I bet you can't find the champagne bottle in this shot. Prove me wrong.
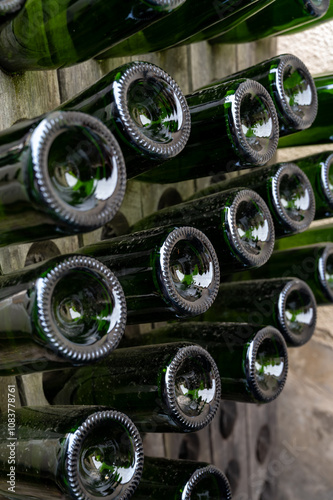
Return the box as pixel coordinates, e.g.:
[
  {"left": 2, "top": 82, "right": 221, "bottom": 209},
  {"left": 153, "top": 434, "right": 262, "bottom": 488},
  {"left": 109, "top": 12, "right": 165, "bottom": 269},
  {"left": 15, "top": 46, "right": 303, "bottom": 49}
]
[
  {"left": 278, "top": 73, "right": 333, "bottom": 147},
  {"left": 0, "top": 0, "right": 186, "bottom": 71},
  {"left": 136, "top": 79, "right": 279, "bottom": 183},
  {"left": 0, "top": 255, "right": 127, "bottom": 376},
  {"left": 187, "top": 163, "right": 315, "bottom": 238},
  {"left": 45, "top": 342, "right": 222, "bottom": 433},
  {"left": 0, "top": 110, "right": 127, "bottom": 246},
  {"left": 227, "top": 243, "right": 333, "bottom": 305},
  {"left": 210, "top": 0, "right": 329, "bottom": 44},
  {"left": 201, "top": 278, "right": 317, "bottom": 347},
  {"left": 59, "top": 61, "right": 191, "bottom": 178},
  {"left": 292, "top": 152, "right": 333, "bottom": 219},
  {"left": 134, "top": 457, "right": 232, "bottom": 499},
  {"left": 120, "top": 323, "right": 289, "bottom": 404},
  {"left": 282, "top": 2, "right": 333, "bottom": 35},
  {"left": 130, "top": 189, "right": 275, "bottom": 273},
  {"left": 0, "top": 406, "right": 144, "bottom": 499},
  {"left": 77, "top": 226, "right": 220, "bottom": 324},
  {"left": 275, "top": 224, "right": 333, "bottom": 251},
  {"left": 98, "top": 0, "right": 273, "bottom": 58},
  {"left": 0, "top": 0, "right": 25, "bottom": 17},
  {"left": 199, "top": 54, "right": 318, "bottom": 137}
]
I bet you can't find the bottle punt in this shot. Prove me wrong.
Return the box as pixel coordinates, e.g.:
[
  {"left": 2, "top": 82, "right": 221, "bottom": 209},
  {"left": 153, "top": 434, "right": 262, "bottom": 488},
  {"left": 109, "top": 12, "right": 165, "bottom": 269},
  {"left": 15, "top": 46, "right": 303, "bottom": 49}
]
[{"left": 181, "top": 465, "right": 232, "bottom": 500}]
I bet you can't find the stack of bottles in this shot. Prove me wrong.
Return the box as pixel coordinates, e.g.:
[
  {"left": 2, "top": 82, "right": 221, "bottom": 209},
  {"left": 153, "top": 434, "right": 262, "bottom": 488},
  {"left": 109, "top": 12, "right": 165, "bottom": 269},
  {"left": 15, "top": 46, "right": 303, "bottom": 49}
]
[{"left": 0, "top": 0, "right": 331, "bottom": 498}]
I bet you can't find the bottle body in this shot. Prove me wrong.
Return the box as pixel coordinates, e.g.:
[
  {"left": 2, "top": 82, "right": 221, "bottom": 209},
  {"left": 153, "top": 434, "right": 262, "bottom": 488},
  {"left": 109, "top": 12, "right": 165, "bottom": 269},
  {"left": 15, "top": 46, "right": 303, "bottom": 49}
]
[
  {"left": 134, "top": 457, "right": 232, "bottom": 499},
  {"left": 137, "top": 79, "right": 279, "bottom": 183},
  {"left": 45, "top": 342, "right": 222, "bottom": 433},
  {"left": 59, "top": 61, "right": 191, "bottom": 178},
  {"left": 0, "top": 0, "right": 186, "bottom": 71},
  {"left": 78, "top": 226, "right": 220, "bottom": 324},
  {"left": 202, "top": 278, "right": 317, "bottom": 346},
  {"left": 210, "top": 0, "right": 329, "bottom": 44},
  {"left": 0, "top": 405, "right": 144, "bottom": 500},
  {"left": 278, "top": 73, "right": 333, "bottom": 147},
  {"left": 120, "top": 323, "right": 289, "bottom": 404},
  {"left": 130, "top": 189, "right": 275, "bottom": 274},
  {"left": 96, "top": 0, "right": 262, "bottom": 59},
  {"left": 0, "top": 255, "right": 127, "bottom": 376},
  {"left": 188, "top": 162, "right": 315, "bottom": 238},
  {"left": 282, "top": 3, "right": 333, "bottom": 35},
  {"left": 0, "top": 111, "right": 126, "bottom": 246},
  {"left": 226, "top": 243, "right": 333, "bottom": 305},
  {"left": 200, "top": 54, "right": 318, "bottom": 137}
]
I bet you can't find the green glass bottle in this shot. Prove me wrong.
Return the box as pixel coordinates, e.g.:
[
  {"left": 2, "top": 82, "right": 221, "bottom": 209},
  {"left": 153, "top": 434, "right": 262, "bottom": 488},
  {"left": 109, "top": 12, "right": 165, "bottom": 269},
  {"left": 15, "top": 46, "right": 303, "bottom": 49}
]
[
  {"left": 275, "top": 224, "right": 333, "bottom": 251},
  {"left": 170, "top": 0, "right": 275, "bottom": 48},
  {"left": 0, "top": 255, "right": 127, "bottom": 376},
  {"left": 210, "top": 0, "right": 329, "bottom": 44},
  {"left": 45, "top": 342, "right": 222, "bottom": 433},
  {"left": 278, "top": 73, "right": 333, "bottom": 147},
  {"left": 78, "top": 226, "right": 220, "bottom": 324},
  {"left": 291, "top": 152, "right": 333, "bottom": 219},
  {"left": 134, "top": 457, "right": 232, "bottom": 500},
  {"left": 136, "top": 79, "right": 279, "bottom": 183},
  {"left": 200, "top": 54, "right": 318, "bottom": 137},
  {"left": 120, "top": 323, "right": 289, "bottom": 404},
  {"left": 282, "top": 2, "right": 333, "bottom": 35},
  {"left": 188, "top": 163, "right": 315, "bottom": 238},
  {"left": 0, "top": 0, "right": 25, "bottom": 18},
  {"left": 201, "top": 278, "right": 317, "bottom": 347},
  {"left": 60, "top": 61, "right": 191, "bottom": 179},
  {"left": 0, "top": 0, "right": 186, "bottom": 71},
  {"left": 227, "top": 243, "right": 333, "bottom": 305},
  {"left": 97, "top": 0, "right": 271, "bottom": 58},
  {"left": 0, "top": 110, "right": 127, "bottom": 246},
  {"left": 130, "top": 189, "right": 275, "bottom": 274},
  {"left": 0, "top": 405, "right": 144, "bottom": 499}
]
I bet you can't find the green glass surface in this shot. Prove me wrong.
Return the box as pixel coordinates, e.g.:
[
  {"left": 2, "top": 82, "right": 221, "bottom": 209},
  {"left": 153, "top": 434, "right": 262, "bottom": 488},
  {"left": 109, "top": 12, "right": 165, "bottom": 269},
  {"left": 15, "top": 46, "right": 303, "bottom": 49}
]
[
  {"left": 278, "top": 74, "right": 333, "bottom": 147},
  {"left": 0, "top": 255, "right": 124, "bottom": 376},
  {"left": 134, "top": 457, "right": 231, "bottom": 500},
  {"left": 130, "top": 188, "right": 274, "bottom": 273},
  {"left": 200, "top": 54, "right": 317, "bottom": 136},
  {"left": 188, "top": 162, "right": 315, "bottom": 238},
  {"left": 0, "top": 406, "right": 143, "bottom": 499},
  {"left": 78, "top": 226, "right": 219, "bottom": 324},
  {"left": 211, "top": 0, "right": 329, "bottom": 44},
  {"left": 137, "top": 79, "right": 278, "bottom": 183},
  {"left": 226, "top": 243, "right": 333, "bottom": 305},
  {"left": 46, "top": 342, "right": 220, "bottom": 433},
  {"left": 201, "top": 278, "right": 316, "bottom": 346},
  {"left": 120, "top": 322, "right": 288, "bottom": 404},
  {"left": 0, "top": 111, "right": 125, "bottom": 245},
  {"left": 274, "top": 224, "right": 333, "bottom": 250},
  {"left": 0, "top": 0, "right": 184, "bottom": 71},
  {"left": 59, "top": 62, "right": 190, "bottom": 178},
  {"left": 280, "top": 2, "right": 333, "bottom": 34},
  {"left": 97, "top": 0, "right": 261, "bottom": 59}
]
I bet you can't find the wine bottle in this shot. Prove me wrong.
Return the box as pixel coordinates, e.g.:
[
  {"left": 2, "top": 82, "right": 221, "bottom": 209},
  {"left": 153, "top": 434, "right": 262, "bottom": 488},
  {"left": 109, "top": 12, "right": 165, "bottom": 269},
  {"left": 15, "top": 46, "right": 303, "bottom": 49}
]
[
  {"left": 201, "top": 278, "right": 317, "bottom": 347},
  {"left": 0, "top": 405, "right": 144, "bottom": 499},
  {"left": 226, "top": 243, "right": 333, "bottom": 305},
  {"left": 292, "top": 152, "right": 333, "bottom": 219},
  {"left": 136, "top": 79, "right": 279, "bottom": 183},
  {"left": 59, "top": 61, "right": 191, "bottom": 178},
  {"left": 278, "top": 73, "right": 333, "bottom": 147},
  {"left": 199, "top": 54, "right": 318, "bottom": 137},
  {"left": 187, "top": 162, "right": 315, "bottom": 238},
  {"left": 45, "top": 342, "right": 222, "bottom": 433},
  {"left": 0, "top": 0, "right": 25, "bottom": 18},
  {"left": 97, "top": 0, "right": 273, "bottom": 58},
  {"left": 130, "top": 189, "right": 275, "bottom": 273},
  {"left": 120, "top": 323, "right": 289, "bottom": 404},
  {"left": 275, "top": 224, "right": 333, "bottom": 251},
  {"left": 210, "top": 0, "right": 329, "bottom": 44},
  {"left": 0, "top": 0, "right": 186, "bottom": 71},
  {"left": 77, "top": 226, "right": 220, "bottom": 324},
  {"left": 134, "top": 457, "right": 232, "bottom": 499},
  {"left": 282, "top": 2, "right": 333, "bottom": 35},
  {"left": 0, "top": 254, "right": 127, "bottom": 376},
  {"left": 0, "top": 110, "right": 127, "bottom": 246}
]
